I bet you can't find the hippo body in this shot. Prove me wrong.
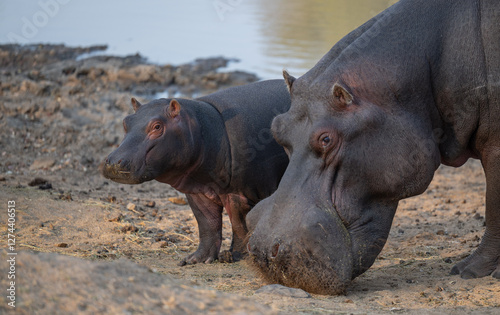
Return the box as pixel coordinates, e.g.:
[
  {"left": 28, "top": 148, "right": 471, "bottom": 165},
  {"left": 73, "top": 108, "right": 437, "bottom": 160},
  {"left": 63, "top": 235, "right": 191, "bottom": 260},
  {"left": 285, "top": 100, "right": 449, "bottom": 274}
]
[
  {"left": 102, "top": 79, "right": 290, "bottom": 265},
  {"left": 247, "top": 0, "right": 500, "bottom": 294}
]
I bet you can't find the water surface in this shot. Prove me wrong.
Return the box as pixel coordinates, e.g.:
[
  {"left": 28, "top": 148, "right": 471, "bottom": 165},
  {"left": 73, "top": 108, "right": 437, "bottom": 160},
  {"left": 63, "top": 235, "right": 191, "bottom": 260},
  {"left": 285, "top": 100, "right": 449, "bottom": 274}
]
[{"left": 0, "top": 0, "right": 396, "bottom": 78}]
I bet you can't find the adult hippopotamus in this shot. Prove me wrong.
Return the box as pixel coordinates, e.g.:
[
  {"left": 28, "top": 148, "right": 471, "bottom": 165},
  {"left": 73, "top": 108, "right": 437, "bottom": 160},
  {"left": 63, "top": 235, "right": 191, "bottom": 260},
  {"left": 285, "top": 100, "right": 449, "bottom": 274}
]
[
  {"left": 101, "top": 79, "right": 290, "bottom": 265},
  {"left": 247, "top": 0, "right": 500, "bottom": 294}
]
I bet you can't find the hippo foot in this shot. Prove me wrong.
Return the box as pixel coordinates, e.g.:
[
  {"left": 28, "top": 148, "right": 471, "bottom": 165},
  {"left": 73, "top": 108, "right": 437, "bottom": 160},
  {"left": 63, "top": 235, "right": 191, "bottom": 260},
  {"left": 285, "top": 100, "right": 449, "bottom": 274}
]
[
  {"left": 450, "top": 244, "right": 500, "bottom": 279},
  {"left": 218, "top": 249, "right": 246, "bottom": 263},
  {"left": 178, "top": 246, "right": 219, "bottom": 266}
]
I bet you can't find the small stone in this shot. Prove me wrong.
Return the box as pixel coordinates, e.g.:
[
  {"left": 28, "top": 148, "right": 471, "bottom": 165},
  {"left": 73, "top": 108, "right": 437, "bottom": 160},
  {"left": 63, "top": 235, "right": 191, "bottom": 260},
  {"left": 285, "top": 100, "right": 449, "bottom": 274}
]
[
  {"left": 126, "top": 203, "right": 136, "bottom": 211},
  {"left": 29, "top": 158, "right": 56, "bottom": 170},
  {"left": 168, "top": 197, "right": 187, "bottom": 205},
  {"left": 436, "top": 230, "right": 446, "bottom": 235},
  {"left": 121, "top": 224, "right": 138, "bottom": 233},
  {"left": 56, "top": 243, "right": 68, "bottom": 248},
  {"left": 473, "top": 213, "right": 484, "bottom": 220},
  {"left": 107, "top": 214, "right": 124, "bottom": 222},
  {"left": 28, "top": 177, "right": 49, "bottom": 186},
  {"left": 39, "top": 182, "right": 53, "bottom": 190},
  {"left": 58, "top": 192, "right": 72, "bottom": 201},
  {"left": 146, "top": 201, "right": 156, "bottom": 208},
  {"left": 104, "top": 195, "right": 117, "bottom": 203},
  {"left": 255, "top": 284, "right": 311, "bottom": 298}
]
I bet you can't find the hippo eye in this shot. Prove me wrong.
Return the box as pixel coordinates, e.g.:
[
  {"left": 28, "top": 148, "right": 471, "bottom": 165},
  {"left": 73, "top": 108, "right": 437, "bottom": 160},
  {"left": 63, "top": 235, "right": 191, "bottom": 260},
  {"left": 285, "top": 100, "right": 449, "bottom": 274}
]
[
  {"left": 148, "top": 121, "right": 164, "bottom": 140},
  {"left": 320, "top": 134, "right": 331, "bottom": 147}
]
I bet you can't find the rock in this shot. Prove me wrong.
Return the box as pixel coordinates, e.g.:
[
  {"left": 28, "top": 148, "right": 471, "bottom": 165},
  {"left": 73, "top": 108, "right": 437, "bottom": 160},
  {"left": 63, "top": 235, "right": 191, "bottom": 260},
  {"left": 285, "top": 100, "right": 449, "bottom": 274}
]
[
  {"left": 168, "top": 197, "right": 187, "bottom": 205},
  {"left": 29, "top": 158, "right": 56, "bottom": 170},
  {"left": 28, "top": 177, "right": 49, "bottom": 186},
  {"left": 126, "top": 203, "right": 136, "bottom": 211},
  {"left": 121, "top": 224, "right": 138, "bottom": 233},
  {"left": 255, "top": 284, "right": 311, "bottom": 298}
]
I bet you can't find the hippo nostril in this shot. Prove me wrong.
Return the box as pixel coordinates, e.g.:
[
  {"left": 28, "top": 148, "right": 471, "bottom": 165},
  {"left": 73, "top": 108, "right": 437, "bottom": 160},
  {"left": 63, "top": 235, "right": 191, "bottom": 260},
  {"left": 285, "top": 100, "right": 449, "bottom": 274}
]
[{"left": 271, "top": 242, "right": 280, "bottom": 259}]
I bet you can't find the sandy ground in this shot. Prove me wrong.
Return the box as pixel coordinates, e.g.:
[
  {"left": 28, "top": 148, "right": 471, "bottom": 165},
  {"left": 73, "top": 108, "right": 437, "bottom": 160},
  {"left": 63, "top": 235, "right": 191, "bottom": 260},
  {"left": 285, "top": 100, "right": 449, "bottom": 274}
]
[{"left": 0, "top": 44, "right": 499, "bottom": 314}]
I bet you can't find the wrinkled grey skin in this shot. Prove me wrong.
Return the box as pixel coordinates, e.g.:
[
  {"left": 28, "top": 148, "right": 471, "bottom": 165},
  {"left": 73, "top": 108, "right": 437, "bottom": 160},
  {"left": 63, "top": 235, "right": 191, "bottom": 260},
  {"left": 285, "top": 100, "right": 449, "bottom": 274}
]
[
  {"left": 247, "top": 0, "right": 500, "bottom": 294},
  {"left": 102, "top": 80, "right": 290, "bottom": 265}
]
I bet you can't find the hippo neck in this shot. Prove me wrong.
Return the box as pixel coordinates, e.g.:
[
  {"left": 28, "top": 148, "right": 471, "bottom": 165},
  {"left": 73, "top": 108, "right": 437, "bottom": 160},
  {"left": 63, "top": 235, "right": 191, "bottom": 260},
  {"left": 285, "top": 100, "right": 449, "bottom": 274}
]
[{"left": 160, "top": 100, "right": 232, "bottom": 194}]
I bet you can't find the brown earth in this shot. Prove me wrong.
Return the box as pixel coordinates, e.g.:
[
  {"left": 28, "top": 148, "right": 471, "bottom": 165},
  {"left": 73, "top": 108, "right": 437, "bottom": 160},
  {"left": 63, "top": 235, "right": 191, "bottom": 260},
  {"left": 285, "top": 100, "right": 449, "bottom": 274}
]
[{"left": 0, "top": 44, "right": 499, "bottom": 314}]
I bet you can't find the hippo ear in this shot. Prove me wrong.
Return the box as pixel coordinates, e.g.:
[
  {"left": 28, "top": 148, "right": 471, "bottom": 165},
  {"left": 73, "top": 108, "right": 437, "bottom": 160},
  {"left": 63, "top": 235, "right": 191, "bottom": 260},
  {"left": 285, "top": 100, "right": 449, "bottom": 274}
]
[
  {"left": 131, "top": 98, "right": 142, "bottom": 112},
  {"left": 168, "top": 99, "right": 181, "bottom": 118},
  {"left": 282, "top": 69, "right": 296, "bottom": 93},
  {"left": 333, "top": 83, "right": 353, "bottom": 106}
]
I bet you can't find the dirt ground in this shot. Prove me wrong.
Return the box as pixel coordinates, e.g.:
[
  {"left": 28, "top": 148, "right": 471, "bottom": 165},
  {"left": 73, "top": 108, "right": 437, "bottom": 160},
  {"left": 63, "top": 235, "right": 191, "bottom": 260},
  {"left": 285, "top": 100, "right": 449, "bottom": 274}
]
[{"left": 0, "top": 44, "right": 499, "bottom": 314}]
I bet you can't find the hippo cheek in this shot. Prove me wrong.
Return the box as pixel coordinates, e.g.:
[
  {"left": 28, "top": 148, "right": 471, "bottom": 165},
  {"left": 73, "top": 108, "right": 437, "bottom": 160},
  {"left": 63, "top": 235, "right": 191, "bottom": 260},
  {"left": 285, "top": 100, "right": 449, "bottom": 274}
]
[{"left": 248, "top": 205, "right": 353, "bottom": 295}]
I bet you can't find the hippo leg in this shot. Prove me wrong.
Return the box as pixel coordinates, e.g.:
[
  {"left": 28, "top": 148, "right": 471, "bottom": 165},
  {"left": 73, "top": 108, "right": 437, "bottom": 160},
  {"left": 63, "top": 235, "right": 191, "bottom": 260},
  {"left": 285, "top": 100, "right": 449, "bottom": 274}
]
[
  {"left": 179, "top": 194, "right": 223, "bottom": 266},
  {"left": 451, "top": 148, "right": 500, "bottom": 278},
  {"left": 221, "top": 194, "right": 252, "bottom": 262}
]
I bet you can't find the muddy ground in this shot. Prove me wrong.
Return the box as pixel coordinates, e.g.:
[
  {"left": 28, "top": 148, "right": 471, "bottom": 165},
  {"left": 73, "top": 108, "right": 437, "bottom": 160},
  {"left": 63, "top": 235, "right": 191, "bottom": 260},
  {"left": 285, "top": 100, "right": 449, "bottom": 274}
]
[{"left": 0, "top": 44, "right": 499, "bottom": 314}]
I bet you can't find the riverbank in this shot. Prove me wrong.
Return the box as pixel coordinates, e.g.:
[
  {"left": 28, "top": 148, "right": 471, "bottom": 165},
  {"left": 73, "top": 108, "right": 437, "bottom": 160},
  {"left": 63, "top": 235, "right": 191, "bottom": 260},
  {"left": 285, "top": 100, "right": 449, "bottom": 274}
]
[{"left": 0, "top": 44, "right": 498, "bottom": 314}]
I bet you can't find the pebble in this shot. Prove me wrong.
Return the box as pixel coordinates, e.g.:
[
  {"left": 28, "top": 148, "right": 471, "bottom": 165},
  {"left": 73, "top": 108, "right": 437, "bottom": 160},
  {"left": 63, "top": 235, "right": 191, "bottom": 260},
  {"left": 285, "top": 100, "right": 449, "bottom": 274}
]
[
  {"left": 168, "top": 197, "right": 187, "bottom": 205},
  {"left": 29, "top": 157, "right": 56, "bottom": 170}
]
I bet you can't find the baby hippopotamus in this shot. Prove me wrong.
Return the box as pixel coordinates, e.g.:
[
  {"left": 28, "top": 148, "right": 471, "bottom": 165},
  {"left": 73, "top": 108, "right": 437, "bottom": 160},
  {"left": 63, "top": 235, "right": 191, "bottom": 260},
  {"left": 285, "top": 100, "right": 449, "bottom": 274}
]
[{"left": 101, "top": 79, "right": 290, "bottom": 265}]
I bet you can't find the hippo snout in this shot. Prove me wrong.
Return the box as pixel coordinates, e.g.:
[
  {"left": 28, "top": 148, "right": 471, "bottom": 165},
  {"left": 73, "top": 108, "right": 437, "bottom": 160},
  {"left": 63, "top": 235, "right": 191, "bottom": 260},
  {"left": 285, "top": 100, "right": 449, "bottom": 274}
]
[
  {"left": 100, "top": 151, "right": 145, "bottom": 184},
  {"left": 247, "top": 204, "right": 354, "bottom": 295}
]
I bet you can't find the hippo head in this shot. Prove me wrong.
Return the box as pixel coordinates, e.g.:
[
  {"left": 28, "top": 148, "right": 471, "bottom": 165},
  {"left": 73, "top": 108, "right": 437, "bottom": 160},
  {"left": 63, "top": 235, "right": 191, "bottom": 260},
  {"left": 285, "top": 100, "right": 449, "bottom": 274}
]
[
  {"left": 247, "top": 69, "right": 441, "bottom": 294},
  {"left": 101, "top": 98, "right": 200, "bottom": 185}
]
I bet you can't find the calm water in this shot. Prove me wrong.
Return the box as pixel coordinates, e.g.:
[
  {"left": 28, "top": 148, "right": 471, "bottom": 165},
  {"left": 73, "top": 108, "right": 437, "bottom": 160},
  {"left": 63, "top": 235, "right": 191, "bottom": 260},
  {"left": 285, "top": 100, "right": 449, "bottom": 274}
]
[{"left": 0, "top": 0, "right": 396, "bottom": 79}]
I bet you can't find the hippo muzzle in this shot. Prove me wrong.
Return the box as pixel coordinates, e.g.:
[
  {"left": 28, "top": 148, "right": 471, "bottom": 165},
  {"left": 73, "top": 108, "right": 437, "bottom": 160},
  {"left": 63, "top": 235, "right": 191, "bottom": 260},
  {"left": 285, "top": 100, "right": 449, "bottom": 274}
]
[
  {"left": 247, "top": 197, "right": 353, "bottom": 294},
  {"left": 101, "top": 136, "right": 155, "bottom": 185}
]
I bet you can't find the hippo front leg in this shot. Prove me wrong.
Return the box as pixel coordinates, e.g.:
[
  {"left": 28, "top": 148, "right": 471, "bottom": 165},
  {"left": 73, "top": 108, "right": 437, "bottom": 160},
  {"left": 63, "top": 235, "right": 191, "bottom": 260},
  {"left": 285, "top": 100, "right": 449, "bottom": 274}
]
[
  {"left": 179, "top": 194, "right": 223, "bottom": 266},
  {"left": 451, "top": 147, "right": 500, "bottom": 279}
]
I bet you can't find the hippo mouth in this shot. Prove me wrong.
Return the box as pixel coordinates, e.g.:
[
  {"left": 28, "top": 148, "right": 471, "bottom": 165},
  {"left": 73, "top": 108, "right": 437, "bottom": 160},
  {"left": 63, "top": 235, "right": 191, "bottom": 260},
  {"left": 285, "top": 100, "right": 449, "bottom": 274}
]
[
  {"left": 247, "top": 197, "right": 354, "bottom": 295},
  {"left": 101, "top": 152, "right": 155, "bottom": 184},
  {"left": 100, "top": 161, "right": 143, "bottom": 184}
]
